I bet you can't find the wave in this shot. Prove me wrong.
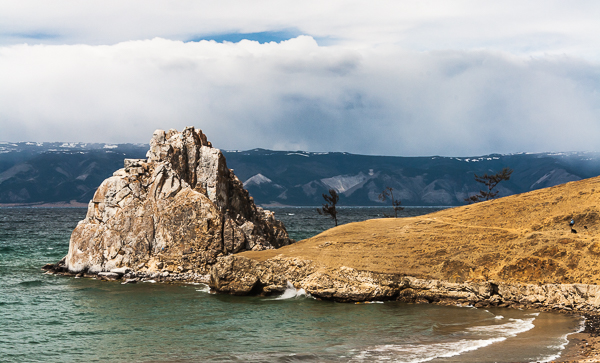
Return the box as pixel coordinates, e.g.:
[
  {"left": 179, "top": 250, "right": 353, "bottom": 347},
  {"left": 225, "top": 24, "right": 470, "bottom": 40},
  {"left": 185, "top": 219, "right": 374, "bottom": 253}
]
[
  {"left": 354, "top": 317, "right": 536, "bottom": 362},
  {"left": 354, "top": 338, "right": 505, "bottom": 362},
  {"left": 0, "top": 301, "right": 22, "bottom": 306},
  {"left": 466, "top": 317, "right": 535, "bottom": 336},
  {"left": 270, "top": 282, "right": 310, "bottom": 300},
  {"left": 536, "top": 316, "right": 586, "bottom": 363},
  {"left": 18, "top": 280, "right": 45, "bottom": 287},
  {"left": 195, "top": 283, "right": 211, "bottom": 293},
  {"left": 0, "top": 246, "right": 14, "bottom": 254}
]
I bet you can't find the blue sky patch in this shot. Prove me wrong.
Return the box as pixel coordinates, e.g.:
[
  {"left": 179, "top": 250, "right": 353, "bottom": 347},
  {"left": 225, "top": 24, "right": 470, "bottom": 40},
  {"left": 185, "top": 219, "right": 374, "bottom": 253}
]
[
  {"left": 10, "top": 32, "right": 59, "bottom": 40},
  {"left": 187, "top": 30, "right": 301, "bottom": 44}
]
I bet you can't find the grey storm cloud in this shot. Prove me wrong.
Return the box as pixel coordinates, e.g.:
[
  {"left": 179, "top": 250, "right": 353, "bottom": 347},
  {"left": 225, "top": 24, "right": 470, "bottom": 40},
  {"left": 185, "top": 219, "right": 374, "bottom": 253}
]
[
  {"left": 1, "top": 36, "right": 599, "bottom": 156},
  {"left": 2, "top": 1, "right": 600, "bottom": 156}
]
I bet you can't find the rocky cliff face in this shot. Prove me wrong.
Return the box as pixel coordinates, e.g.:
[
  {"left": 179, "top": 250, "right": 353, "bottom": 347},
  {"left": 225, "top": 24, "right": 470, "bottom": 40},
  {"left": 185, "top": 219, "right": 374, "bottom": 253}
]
[
  {"left": 210, "top": 255, "right": 600, "bottom": 312},
  {"left": 59, "top": 127, "right": 292, "bottom": 276}
]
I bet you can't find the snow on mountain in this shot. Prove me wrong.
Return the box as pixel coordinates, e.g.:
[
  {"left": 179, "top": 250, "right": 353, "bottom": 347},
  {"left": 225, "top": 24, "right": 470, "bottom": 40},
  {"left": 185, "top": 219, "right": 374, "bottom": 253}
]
[
  {"left": 244, "top": 173, "right": 273, "bottom": 187},
  {"left": 321, "top": 172, "right": 372, "bottom": 194},
  {"left": 530, "top": 169, "right": 581, "bottom": 189}
]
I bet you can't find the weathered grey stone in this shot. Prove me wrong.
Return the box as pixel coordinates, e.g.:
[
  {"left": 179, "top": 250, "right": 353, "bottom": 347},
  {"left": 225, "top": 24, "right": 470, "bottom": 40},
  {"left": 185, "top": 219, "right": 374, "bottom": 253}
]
[
  {"left": 62, "top": 127, "right": 293, "bottom": 276},
  {"left": 110, "top": 267, "right": 131, "bottom": 275},
  {"left": 208, "top": 254, "right": 600, "bottom": 311},
  {"left": 124, "top": 159, "right": 146, "bottom": 168},
  {"left": 98, "top": 272, "right": 120, "bottom": 278}
]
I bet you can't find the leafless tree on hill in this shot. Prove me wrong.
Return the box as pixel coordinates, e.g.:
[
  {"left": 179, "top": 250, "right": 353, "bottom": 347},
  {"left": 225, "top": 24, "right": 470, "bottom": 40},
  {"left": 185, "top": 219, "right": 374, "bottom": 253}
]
[
  {"left": 318, "top": 189, "right": 339, "bottom": 226},
  {"left": 465, "top": 167, "right": 514, "bottom": 203},
  {"left": 379, "top": 186, "right": 404, "bottom": 217}
]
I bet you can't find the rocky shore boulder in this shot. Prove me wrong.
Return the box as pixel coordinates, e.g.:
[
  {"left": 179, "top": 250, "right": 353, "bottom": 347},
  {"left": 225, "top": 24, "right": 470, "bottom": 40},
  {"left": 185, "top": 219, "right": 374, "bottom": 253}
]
[
  {"left": 58, "top": 127, "right": 293, "bottom": 275},
  {"left": 210, "top": 255, "right": 404, "bottom": 302},
  {"left": 209, "top": 255, "right": 600, "bottom": 312}
]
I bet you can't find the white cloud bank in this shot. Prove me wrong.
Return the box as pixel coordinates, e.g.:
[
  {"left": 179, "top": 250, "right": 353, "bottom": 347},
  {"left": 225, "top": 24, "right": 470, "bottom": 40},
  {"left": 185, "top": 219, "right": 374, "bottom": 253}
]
[
  {"left": 1, "top": 36, "right": 599, "bottom": 156},
  {"left": 3, "top": 1, "right": 600, "bottom": 59}
]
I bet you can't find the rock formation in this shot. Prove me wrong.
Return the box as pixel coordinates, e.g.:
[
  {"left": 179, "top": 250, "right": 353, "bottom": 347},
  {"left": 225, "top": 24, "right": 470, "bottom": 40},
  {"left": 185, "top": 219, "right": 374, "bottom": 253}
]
[
  {"left": 44, "top": 128, "right": 600, "bottom": 315},
  {"left": 211, "top": 254, "right": 600, "bottom": 312},
  {"left": 208, "top": 176, "right": 600, "bottom": 313},
  {"left": 53, "top": 127, "right": 293, "bottom": 277}
]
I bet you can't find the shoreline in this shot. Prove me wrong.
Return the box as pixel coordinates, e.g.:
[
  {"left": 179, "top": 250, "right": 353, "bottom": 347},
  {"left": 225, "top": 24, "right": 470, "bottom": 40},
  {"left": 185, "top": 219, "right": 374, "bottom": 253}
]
[
  {"left": 42, "top": 267, "right": 600, "bottom": 362},
  {"left": 558, "top": 315, "right": 600, "bottom": 362},
  {"left": 42, "top": 263, "right": 600, "bottom": 362}
]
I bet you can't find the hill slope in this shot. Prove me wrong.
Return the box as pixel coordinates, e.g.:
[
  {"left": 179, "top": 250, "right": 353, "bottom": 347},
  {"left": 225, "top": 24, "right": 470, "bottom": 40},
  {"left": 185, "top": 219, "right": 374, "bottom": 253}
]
[{"left": 241, "top": 176, "right": 600, "bottom": 286}]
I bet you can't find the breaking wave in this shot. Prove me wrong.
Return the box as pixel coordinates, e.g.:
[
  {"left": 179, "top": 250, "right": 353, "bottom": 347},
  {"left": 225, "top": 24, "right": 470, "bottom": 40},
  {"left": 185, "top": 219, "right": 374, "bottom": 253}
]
[
  {"left": 536, "top": 316, "right": 585, "bottom": 363},
  {"left": 271, "top": 282, "right": 310, "bottom": 300},
  {"left": 354, "top": 317, "right": 536, "bottom": 362},
  {"left": 195, "top": 283, "right": 211, "bottom": 293}
]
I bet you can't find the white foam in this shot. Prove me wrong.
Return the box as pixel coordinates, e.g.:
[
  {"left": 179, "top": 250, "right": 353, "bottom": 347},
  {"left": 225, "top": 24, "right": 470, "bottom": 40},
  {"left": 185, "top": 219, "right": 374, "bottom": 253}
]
[
  {"left": 354, "top": 338, "right": 506, "bottom": 362},
  {"left": 271, "top": 282, "right": 310, "bottom": 300},
  {"left": 195, "top": 284, "right": 211, "bottom": 293},
  {"left": 494, "top": 315, "right": 504, "bottom": 320},
  {"left": 143, "top": 280, "right": 156, "bottom": 283},
  {"left": 535, "top": 316, "right": 585, "bottom": 363},
  {"left": 467, "top": 317, "right": 535, "bottom": 336},
  {"left": 354, "top": 318, "right": 536, "bottom": 362}
]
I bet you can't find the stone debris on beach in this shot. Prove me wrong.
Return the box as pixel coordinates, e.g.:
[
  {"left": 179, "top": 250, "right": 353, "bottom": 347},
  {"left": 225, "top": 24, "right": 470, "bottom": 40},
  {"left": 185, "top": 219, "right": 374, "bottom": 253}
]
[{"left": 45, "top": 127, "right": 293, "bottom": 277}]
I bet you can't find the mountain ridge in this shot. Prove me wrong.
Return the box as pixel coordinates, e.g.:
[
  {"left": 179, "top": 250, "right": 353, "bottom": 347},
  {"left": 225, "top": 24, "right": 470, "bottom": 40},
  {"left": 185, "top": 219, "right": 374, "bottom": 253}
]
[{"left": 1, "top": 141, "right": 599, "bottom": 206}]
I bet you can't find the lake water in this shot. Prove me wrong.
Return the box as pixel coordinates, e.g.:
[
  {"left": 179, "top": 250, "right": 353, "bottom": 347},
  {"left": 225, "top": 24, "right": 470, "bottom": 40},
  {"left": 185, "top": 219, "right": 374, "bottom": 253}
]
[{"left": 0, "top": 207, "right": 582, "bottom": 362}]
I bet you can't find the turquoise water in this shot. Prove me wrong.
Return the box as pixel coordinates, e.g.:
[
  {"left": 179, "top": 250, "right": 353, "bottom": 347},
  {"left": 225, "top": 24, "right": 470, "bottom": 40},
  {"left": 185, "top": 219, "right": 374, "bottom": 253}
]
[{"left": 0, "top": 207, "right": 583, "bottom": 362}]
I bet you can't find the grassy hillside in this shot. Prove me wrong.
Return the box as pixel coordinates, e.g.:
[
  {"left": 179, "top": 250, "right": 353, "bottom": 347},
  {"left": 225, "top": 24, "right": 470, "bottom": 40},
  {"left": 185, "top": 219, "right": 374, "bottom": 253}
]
[{"left": 241, "top": 176, "right": 600, "bottom": 285}]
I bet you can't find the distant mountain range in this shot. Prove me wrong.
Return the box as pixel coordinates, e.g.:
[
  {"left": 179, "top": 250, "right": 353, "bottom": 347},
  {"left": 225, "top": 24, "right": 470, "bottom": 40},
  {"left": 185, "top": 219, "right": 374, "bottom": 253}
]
[
  {"left": 1, "top": 141, "right": 599, "bottom": 206},
  {"left": 0, "top": 142, "right": 147, "bottom": 205}
]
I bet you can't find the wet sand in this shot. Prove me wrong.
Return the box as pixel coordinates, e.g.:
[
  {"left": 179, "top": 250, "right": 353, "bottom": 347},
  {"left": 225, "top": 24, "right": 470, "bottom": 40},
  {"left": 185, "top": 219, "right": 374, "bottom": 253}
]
[{"left": 557, "top": 314, "right": 600, "bottom": 362}]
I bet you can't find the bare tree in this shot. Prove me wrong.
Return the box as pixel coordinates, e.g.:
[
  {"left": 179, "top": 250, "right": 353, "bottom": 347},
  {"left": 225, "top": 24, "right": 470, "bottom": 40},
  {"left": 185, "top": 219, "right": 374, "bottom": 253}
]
[
  {"left": 317, "top": 189, "right": 339, "bottom": 226},
  {"left": 379, "top": 186, "right": 404, "bottom": 217},
  {"left": 465, "top": 167, "right": 514, "bottom": 203}
]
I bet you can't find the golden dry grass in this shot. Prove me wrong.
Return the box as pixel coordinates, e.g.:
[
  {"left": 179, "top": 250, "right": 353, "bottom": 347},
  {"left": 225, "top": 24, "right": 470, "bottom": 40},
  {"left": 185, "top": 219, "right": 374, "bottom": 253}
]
[{"left": 241, "top": 177, "right": 600, "bottom": 285}]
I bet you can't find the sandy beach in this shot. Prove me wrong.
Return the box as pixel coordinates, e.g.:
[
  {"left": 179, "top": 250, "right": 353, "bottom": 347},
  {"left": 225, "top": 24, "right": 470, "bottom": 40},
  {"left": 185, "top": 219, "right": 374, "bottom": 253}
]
[{"left": 558, "top": 314, "right": 600, "bottom": 362}]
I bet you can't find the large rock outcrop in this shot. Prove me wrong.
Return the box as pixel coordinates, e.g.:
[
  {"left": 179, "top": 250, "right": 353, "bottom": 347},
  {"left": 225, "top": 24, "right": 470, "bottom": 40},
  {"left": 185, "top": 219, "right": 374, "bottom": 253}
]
[{"left": 59, "top": 127, "right": 292, "bottom": 276}]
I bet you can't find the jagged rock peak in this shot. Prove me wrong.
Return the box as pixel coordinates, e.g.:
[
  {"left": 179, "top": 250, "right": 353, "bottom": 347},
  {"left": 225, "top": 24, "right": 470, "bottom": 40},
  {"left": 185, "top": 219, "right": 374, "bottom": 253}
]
[{"left": 61, "top": 126, "right": 293, "bottom": 276}]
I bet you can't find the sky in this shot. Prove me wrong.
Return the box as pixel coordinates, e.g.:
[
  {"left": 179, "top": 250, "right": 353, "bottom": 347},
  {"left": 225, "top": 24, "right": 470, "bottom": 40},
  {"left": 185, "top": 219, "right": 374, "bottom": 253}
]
[{"left": 1, "top": 1, "right": 600, "bottom": 156}]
